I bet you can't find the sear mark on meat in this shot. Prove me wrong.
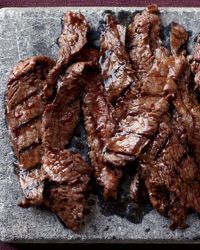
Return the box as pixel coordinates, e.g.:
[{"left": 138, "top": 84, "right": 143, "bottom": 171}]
[
  {"left": 44, "top": 12, "right": 89, "bottom": 101},
  {"left": 99, "top": 14, "right": 135, "bottom": 103},
  {"left": 127, "top": 4, "right": 162, "bottom": 81},
  {"left": 140, "top": 116, "right": 200, "bottom": 229},
  {"left": 6, "top": 55, "right": 55, "bottom": 169},
  {"left": 102, "top": 8, "right": 184, "bottom": 168},
  {"left": 83, "top": 70, "right": 122, "bottom": 199},
  {"left": 6, "top": 12, "right": 93, "bottom": 231}
]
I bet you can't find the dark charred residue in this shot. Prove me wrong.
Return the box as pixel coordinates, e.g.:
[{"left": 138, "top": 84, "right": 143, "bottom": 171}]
[
  {"left": 87, "top": 28, "right": 100, "bottom": 49},
  {"left": 97, "top": 164, "right": 153, "bottom": 224},
  {"left": 103, "top": 10, "right": 115, "bottom": 17},
  {"left": 188, "top": 30, "right": 193, "bottom": 39},
  {"left": 117, "top": 11, "right": 133, "bottom": 26},
  {"left": 161, "top": 24, "right": 171, "bottom": 50}
]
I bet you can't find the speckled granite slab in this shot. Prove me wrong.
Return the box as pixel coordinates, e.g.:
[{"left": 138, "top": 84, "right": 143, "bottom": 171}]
[{"left": 0, "top": 7, "right": 200, "bottom": 243}]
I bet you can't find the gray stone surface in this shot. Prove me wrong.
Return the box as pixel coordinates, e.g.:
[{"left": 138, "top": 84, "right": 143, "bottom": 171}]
[{"left": 0, "top": 7, "right": 200, "bottom": 243}]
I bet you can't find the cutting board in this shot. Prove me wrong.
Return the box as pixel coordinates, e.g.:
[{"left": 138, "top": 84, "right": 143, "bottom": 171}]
[{"left": 0, "top": 7, "right": 200, "bottom": 243}]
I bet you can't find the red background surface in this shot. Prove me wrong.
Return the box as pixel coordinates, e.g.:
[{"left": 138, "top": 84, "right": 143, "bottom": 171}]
[
  {"left": 1, "top": 0, "right": 200, "bottom": 249},
  {"left": 1, "top": 0, "right": 200, "bottom": 7}
]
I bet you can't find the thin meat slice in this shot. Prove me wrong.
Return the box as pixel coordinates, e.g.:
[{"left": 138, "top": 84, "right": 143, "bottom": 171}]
[
  {"left": 83, "top": 71, "right": 122, "bottom": 199},
  {"left": 99, "top": 14, "right": 134, "bottom": 103},
  {"left": 19, "top": 168, "right": 44, "bottom": 207},
  {"left": 42, "top": 149, "right": 90, "bottom": 231},
  {"left": 45, "top": 12, "right": 89, "bottom": 100},
  {"left": 170, "top": 23, "right": 200, "bottom": 166},
  {"left": 41, "top": 61, "right": 95, "bottom": 229},
  {"left": 42, "top": 62, "right": 91, "bottom": 150},
  {"left": 6, "top": 12, "right": 92, "bottom": 231},
  {"left": 127, "top": 4, "right": 162, "bottom": 81},
  {"left": 58, "top": 12, "right": 88, "bottom": 63},
  {"left": 103, "top": 9, "right": 184, "bottom": 167},
  {"left": 6, "top": 55, "right": 55, "bottom": 169},
  {"left": 140, "top": 116, "right": 200, "bottom": 229}
]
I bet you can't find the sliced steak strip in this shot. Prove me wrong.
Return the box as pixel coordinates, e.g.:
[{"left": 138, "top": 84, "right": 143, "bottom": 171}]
[
  {"left": 41, "top": 60, "right": 97, "bottom": 229},
  {"left": 6, "top": 12, "right": 91, "bottom": 231},
  {"left": 138, "top": 22, "right": 200, "bottom": 229},
  {"left": 103, "top": 9, "right": 184, "bottom": 167},
  {"left": 140, "top": 116, "right": 200, "bottom": 229},
  {"left": 45, "top": 12, "right": 89, "bottom": 100},
  {"left": 83, "top": 70, "right": 122, "bottom": 199},
  {"left": 99, "top": 14, "right": 134, "bottom": 103},
  {"left": 42, "top": 62, "right": 90, "bottom": 150},
  {"left": 127, "top": 4, "right": 162, "bottom": 81},
  {"left": 170, "top": 23, "right": 200, "bottom": 166},
  {"left": 6, "top": 55, "right": 55, "bottom": 169}
]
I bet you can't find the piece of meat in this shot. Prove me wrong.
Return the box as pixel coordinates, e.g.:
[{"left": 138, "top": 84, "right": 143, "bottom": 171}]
[
  {"left": 140, "top": 116, "right": 200, "bottom": 229},
  {"left": 41, "top": 61, "right": 93, "bottom": 229},
  {"left": 138, "top": 21, "right": 200, "bottom": 229},
  {"left": 103, "top": 9, "right": 184, "bottom": 167},
  {"left": 7, "top": 12, "right": 92, "bottom": 231},
  {"left": 99, "top": 14, "right": 135, "bottom": 103},
  {"left": 58, "top": 12, "right": 89, "bottom": 63},
  {"left": 83, "top": 70, "right": 122, "bottom": 199},
  {"left": 44, "top": 12, "right": 89, "bottom": 100},
  {"left": 6, "top": 55, "right": 55, "bottom": 169},
  {"left": 42, "top": 148, "right": 90, "bottom": 231},
  {"left": 127, "top": 4, "right": 162, "bottom": 81},
  {"left": 18, "top": 168, "right": 44, "bottom": 207},
  {"left": 170, "top": 22, "right": 188, "bottom": 56},
  {"left": 170, "top": 23, "right": 200, "bottom": 167},
  {"left": 42, "top": 62, "right": 92, "bottom": 150}
]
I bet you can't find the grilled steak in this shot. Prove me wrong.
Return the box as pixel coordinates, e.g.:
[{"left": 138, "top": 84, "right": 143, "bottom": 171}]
[
  {"left": 41, "top": 62, "right": 93, "bottom": 229},
  {"left": 100, "top": 14, "right": 134, "bottom": 103},
  {"left": 135, "top": 19, "right": 200, "bottom": 229},
  {"left": 170, "top": 23, "right": 200, "bottom": 167},
  {"left": 102, "top": 6, "right": 182, "bottom": 167},
  {"left": 6, "top": 55, "right": 55, "bottom": 169},
  {"left": 44, "top": 12, "right": 89, "bottom": 100},
  {"left": 7, "top": 12, "right": 92, "bottom": 230},
  {"left": 127, "top": 4, "right": 162, "bottom": 81},
  {"left": 83, "top": 70, "right": 122, "bottom": 199}
]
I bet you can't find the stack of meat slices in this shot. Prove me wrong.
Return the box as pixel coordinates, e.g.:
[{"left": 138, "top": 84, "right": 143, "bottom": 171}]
[
  {"left": 6, "top": 12, "right": 98, "bottom": 231},
  {"left": 95, "top": 4, "right": 200, "bottom": 229},
  {"left": 5, "top": 4, "right": 200, "bottom": 231}
]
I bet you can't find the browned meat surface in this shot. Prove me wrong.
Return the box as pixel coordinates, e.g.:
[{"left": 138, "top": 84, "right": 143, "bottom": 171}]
[
  {"left": 44, "top": 12, "right": 89, "bottom": 100},
  {"left": 140, "top": 116, "right": 200, "bottom": 229},
  {"left": 100, "top": 14, "right": 134, "bottom": 103},
  {"left": 103, "top": 8, "right": 183, "bottom": 167},
  {"left": 19, "top": 168, "right": 44, "bottom": 207},
  {"left": 136, "top": 21, "right": 200, "bottom": 229},
  {"left": 6, "top": 55, "right": 55, "bottom": 169},
  {"left": 41, "top": 61, "right": 92, "bottom": 229},
  {"left": 83, "top": 70, "right": 122, "bottom": 199},
  {"left": 127, "top": 4, "right": 162, "bottom": 81},
  {"left": 42, "top": 62, "right": 91, "bottom": 150},
  {"left": 42, "top": 149, "right": 90, "bottom": 231},
  {"left": 6, "top": 12, "right": 92, "bottom": 231},
  {"left": 58, "top": 12, "right": 88, "bottom": 63},
  {"left": 170, "top": 23, "right": 200, "bottom": 167}
]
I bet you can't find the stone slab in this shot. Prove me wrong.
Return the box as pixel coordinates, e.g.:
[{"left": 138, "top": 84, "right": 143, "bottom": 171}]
[{"left": 0, "top": 7, "right": 200, "bottom": 243}]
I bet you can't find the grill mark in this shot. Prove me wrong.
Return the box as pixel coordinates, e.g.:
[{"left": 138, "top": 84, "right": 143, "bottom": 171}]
[
  {"left": 15, "top": 115, "right": 42, "bottom": 131},
  {"left": 19, "top": 140, "right": 42, "bottom": 154},
  {"left": 9, "top": 90, "right": 40, "bottom": 109}
]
